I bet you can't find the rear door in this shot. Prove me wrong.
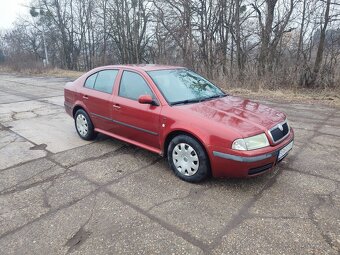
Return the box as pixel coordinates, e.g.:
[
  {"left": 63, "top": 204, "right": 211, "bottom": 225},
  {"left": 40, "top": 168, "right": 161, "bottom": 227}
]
[
  {"left": 81, "top": 69, "right": 119, "bottom": 133},
  {"left": 111, "top": 70, "right": 162, "bottom": 150}
]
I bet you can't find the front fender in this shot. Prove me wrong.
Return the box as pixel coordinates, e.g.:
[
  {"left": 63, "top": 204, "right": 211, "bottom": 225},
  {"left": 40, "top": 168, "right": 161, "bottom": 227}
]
[{"left": 160, "top": 119, "right": 212, "bottom": 159}]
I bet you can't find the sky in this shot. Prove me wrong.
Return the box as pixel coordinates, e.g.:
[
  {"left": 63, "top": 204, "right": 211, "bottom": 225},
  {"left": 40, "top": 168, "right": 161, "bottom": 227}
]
[{"left": 0, "top": 0, "right": 30, "bottom": 30}]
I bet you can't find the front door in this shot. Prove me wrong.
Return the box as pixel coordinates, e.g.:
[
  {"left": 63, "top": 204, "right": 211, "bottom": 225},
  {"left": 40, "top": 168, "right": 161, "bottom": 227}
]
[{"left": 111, "top": 70, "right": 161, "bottom": 150}]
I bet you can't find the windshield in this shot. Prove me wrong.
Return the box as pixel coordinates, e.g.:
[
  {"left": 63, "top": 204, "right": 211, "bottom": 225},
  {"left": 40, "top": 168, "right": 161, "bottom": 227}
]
[{"left": 147, "top": 69, "right": 226, "bottom": 105}]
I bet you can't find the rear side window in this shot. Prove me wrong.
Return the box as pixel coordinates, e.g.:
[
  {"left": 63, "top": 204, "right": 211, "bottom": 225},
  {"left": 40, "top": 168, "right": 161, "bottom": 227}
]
[
  {"left": 84, "top": 70, "right": 118, "bottom": 94},
  {"left": 119, "top": 71, "right": 153, "bottom": 100},
  {"left": 84, "top": 73, "right": 97, "bottom": 89},
  {"left": 94, "top": 70, "right": 119, "bottom": 94}
]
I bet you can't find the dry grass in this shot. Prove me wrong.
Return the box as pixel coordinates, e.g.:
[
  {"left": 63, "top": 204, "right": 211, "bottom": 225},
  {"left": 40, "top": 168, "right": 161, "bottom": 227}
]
[
  {"left": 1, "top": 65, "right": 339, "bottom": 107},
  {"left": 0, "top": 66, "right": 84, "bottom": 80},
  {"left": 38, "top": 68, "right": 84, "bottom": 79},
  {"left": 227, "top": 87, "right": 340, "bottom": 108}
]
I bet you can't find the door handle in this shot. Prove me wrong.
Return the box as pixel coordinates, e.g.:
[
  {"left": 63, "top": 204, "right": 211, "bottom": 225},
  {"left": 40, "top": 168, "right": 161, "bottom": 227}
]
[
  {"left": 113, "top": 104, "right": 121, "bottom": 110},
  {"left": 83, "top": 95, "right": 89, "bottom": 99}
]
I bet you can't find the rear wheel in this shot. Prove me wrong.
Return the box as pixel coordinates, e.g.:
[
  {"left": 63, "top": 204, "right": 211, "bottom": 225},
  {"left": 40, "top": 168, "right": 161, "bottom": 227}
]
[
  {"left": 74, "top": 109, "right": 96, "bottom": 140},
  {"left": 168, "top": 135, "right": 210, "bottom": 182}
]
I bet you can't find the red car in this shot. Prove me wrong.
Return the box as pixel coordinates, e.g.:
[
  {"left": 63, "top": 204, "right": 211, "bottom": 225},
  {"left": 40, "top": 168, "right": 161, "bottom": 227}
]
[{"left": 64, "top": 65, "right": 294, "bottom": 182}]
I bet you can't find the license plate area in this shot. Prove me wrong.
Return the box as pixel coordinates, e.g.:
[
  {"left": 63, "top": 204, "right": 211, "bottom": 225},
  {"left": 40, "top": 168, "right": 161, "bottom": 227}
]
[{"left": 278, "top": 141, "right": 293, "bottom": 161}]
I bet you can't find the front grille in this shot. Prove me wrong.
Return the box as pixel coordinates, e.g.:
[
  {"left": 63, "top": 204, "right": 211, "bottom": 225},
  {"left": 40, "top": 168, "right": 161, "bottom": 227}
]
[
  {"left": 248, "top": 163, "right": 273, "bottom": 175},
  {"left": 270, "top": 121, "right": 289, "bottom": 143}
]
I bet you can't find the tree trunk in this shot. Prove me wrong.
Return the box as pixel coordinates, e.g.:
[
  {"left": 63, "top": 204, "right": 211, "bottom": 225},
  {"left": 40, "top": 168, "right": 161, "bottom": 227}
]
[
  {"left": 235, "top": 0, "right": 244, "bottom": 78},
  {"left": 309, "top": 0, "right": 331, "bottom": 87},
  {"left": 258, "top": 0, "right": 277, "bottom": 76}
]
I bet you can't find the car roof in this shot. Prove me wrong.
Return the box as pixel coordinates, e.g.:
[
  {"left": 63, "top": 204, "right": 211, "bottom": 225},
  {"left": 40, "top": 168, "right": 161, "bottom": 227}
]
[{"left": 98, "top": 64, "right": 185, "bottom": 72}]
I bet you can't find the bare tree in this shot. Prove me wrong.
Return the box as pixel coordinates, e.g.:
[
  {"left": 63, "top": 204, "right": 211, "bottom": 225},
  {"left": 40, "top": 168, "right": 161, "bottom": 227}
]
[{"left": 1, "top": 0, "right": 340, "bottom": 89}]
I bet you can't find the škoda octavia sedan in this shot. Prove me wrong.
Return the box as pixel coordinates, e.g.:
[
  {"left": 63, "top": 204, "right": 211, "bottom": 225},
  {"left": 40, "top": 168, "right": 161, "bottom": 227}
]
[{"left": 64, "top": 65, "right": 294, "bottom": 182}]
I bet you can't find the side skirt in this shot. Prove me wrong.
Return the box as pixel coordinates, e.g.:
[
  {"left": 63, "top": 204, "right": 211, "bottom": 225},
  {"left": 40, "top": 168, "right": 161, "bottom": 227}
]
[{"left": 94, "top": 128, "right": 163, "bottom": 156}]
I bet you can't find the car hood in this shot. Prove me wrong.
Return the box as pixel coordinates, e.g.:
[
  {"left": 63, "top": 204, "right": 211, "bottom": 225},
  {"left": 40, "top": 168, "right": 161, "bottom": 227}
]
[{"left": 179, "top": 96, "right": 286, "bottom": 137}]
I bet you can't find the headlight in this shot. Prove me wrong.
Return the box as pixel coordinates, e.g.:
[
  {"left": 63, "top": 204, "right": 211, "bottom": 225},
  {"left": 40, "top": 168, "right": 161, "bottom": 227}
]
[{"left": 232, "top": 133, "right": 269, "bottom": 151}]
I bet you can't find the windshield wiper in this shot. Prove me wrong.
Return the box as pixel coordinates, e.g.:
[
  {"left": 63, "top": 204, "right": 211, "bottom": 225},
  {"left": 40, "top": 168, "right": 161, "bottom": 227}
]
[
  {"left": 200, "top": 94, "right": 227, "bottom": 102},
  {"left": 171, "top": 99, "right": 202, "bottom": 106},
  {"left": 171, "top": 94, "right": 227, "bottom": 106}
]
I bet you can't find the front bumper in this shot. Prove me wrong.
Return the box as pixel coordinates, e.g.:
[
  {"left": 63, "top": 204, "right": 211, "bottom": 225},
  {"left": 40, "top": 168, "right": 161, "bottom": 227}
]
[{"left": 209, "top": 129, "right": 294, "bottom": 178}]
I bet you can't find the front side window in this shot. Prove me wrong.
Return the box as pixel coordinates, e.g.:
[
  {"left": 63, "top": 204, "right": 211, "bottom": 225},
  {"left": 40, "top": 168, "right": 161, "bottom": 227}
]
[
  {"left": 93, "top": 70, "right": 119, "bottom": 94},
  {"left": 147, "top": 69, "right": 225, "bottom": 105},
  {"left": 119, "top": 71, "right": 154, "bottom": 100}
]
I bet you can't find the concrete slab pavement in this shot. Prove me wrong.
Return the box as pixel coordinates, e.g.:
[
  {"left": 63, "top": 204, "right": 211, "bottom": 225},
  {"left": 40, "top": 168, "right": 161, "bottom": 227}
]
[{"left": 0, "top": 73, "right": 339, "bottom": 254}]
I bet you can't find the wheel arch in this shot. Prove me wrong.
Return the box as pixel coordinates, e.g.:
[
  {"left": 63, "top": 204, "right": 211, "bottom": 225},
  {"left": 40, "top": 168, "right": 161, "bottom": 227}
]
[
  {"left": 163, "top": 130, "right": 211, "bottom": 166},
  {"left": 72, "top": 105, "right": 86, "bottom": 117}
]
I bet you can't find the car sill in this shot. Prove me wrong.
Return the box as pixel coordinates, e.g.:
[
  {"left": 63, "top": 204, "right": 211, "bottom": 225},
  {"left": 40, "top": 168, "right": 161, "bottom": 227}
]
[{"left": 94, "top": 128, "right": 162, "bottom": 155}]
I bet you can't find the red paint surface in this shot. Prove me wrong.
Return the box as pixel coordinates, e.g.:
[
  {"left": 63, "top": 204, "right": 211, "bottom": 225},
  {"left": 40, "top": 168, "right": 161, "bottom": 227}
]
[{"left": 65, "top": 65, "right": 294, "bottom": 178}]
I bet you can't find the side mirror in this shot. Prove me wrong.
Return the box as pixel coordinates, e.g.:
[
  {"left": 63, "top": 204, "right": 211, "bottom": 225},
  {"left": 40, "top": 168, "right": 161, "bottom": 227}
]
[{"left": 138, "top": 95, "right": 156, "bottom": 105}]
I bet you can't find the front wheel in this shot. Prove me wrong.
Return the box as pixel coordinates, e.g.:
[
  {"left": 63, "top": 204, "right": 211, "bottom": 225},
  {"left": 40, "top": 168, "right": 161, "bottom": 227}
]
[{"left": 168, "top": 135, "right": 210, "bottom": 182}]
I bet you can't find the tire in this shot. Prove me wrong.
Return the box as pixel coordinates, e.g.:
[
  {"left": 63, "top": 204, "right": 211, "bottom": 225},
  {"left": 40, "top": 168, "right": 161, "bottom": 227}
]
[
  {"left": 74, "top": 109, "right": 96, "bottom": 141},
  {"left": 167, "top": 135, "right": 210, "bottom": 182}
]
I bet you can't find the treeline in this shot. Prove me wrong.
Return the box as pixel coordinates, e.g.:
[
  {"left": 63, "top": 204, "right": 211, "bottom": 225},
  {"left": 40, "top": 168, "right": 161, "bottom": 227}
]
[{"left": 1, "top": 0, "right": 340, "bottom": 89}]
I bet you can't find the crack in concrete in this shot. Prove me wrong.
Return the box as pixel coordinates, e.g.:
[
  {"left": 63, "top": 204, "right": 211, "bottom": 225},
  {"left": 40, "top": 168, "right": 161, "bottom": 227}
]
[
  {"left": 0, "top": 96, "right": 65, "bottom": 107},
  {"left": 0, "top": 168, "right": 66, "bottom": 196},
  {"left": 204, "top": 167, "right": 284, "bottom": 254},
  {"left": 42, "top": 182, "right": 53, "bottom": 209},
  {"left": 285, "top": 109, "right": 339, "bottom": 165},
  {"left": 0, "top": 78, "right": 64, "bottom": 92},
  {"left": 0, "top": 147, "right": 162, "bottom": 241},
  {"left": 328, "top": 182, "right": 339, "bottom": 207},
  {"left": 291, "top": 127, "right": 340, "bottom": 139},
  {"left": 10, "top": 112, "right": 18, "bottom": 121},
  {"left": 2, "top": 154, "right": 209, "bottom": 253},
  {"left": 249, "top": 214, "right": 310, "bottom": 220},
  {"left": 0, "top": 87, "right": 53, "bottom": 101},
  {"left": 0, "top": 124, "right": 12, "bottom": 131},
  {"left": 0, "top": 105, "right": 63, "bottom": 123},
  {"left": 57, "top": 144, "right": 128, "bottom": 169},
  {"left": 0, "top": 136, "right": 20, "bottom": 150},
  {"left": 0, "top": 164, "right": 56, "bottom": 193},
  {"left": 65, "top": 194, "right": 97, "bottom": 254},
  {"left": 104, "top": 187, "right": 210, "bottom": 253},
  {"left": 0, "top": 131, "right": 113, "bottom": 173},
  {"left": 29, "top": 144, "right": 48, "bottom": 151},
  {"left": 0, "top": 187, "right": 96, "bottom": 241},
  {"left": 147, "top": 186, "right": 211, "bottom": 213},
  {"left": 308, "top": 194, "right": 339, "bottom": 252},
  {"left": 36, "top": 99, "right": 64, "bottom": 108},
  {"left": 284, "top": 166, "right": 340, "bottom": 183},
  {"left": 0, "top": 123, "right": 40, "bottom": 148},
  {"left": 68, "top": 156, "right": 163, "bottom": 189}
]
